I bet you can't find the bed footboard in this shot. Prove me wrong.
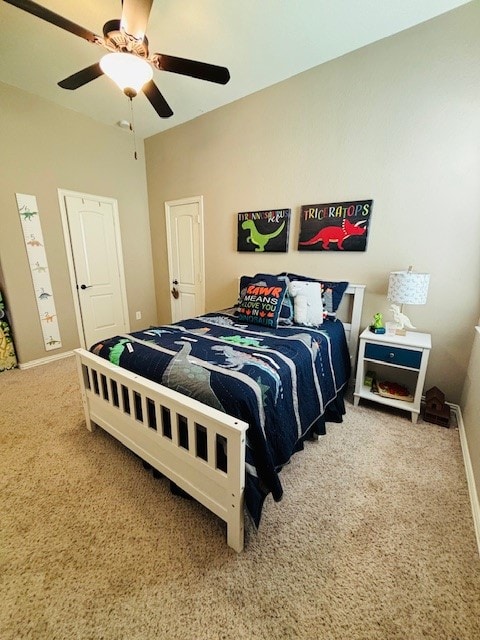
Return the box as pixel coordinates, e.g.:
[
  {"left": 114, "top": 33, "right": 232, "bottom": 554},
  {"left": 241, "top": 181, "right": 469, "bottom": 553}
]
[{"left": 74, "top": 348, "right": 248, "bottom": 552}]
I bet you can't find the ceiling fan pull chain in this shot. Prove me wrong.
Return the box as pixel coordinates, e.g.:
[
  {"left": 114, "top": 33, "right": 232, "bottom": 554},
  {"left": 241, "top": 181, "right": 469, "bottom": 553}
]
[{"left": 129, "top": 97, "right": 138, "bottom": 161}]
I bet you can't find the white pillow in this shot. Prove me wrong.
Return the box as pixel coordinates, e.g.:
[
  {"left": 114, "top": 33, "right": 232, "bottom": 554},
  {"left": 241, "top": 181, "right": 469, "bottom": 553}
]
[
  {"left": 293, "top": 294, "right": 308, "bottom": 324},
  {"left": 288, "top": 280, "right": 324, "bottom": 326}
]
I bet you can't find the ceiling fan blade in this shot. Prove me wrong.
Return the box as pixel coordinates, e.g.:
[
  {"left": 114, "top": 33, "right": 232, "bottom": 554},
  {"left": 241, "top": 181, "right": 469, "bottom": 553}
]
[
  {"left": 120, "top": 0, "right": 153, "bottom": 40},
  {"left": 143, "top": 80, "right": 173, "bottom": 118},
  {"left": 152, "top": 54, "right": 230, "bottom": 85},
  {"left": 4, "top": 0, "right": 99, "bottom": 43},
  {"left": 58, "top": 63, "right": 103, "bottom": 90}
]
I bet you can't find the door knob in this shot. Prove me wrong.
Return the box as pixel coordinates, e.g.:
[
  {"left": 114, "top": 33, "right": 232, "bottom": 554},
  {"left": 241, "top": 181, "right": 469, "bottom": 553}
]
[
  {"left": 172, "top": 279, "right": 179, "bottom": 285},
  {"left": 79, "top": 284, "right": 92, "bottom": 290}
]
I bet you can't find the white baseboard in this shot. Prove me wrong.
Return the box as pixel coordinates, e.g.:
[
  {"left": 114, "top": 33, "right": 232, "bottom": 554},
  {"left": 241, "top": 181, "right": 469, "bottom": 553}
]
[
  {"left": 451, "top": 403, "right": 480, "bottom": 556},
  {"left": 18, "top": 350, "right": 74, "bottom": 370}
]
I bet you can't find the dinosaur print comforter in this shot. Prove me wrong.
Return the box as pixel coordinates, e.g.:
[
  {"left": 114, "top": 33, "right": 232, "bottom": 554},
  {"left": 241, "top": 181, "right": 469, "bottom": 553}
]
[{"left": 90, "top": 309, "right": 351, "bottom": 525}]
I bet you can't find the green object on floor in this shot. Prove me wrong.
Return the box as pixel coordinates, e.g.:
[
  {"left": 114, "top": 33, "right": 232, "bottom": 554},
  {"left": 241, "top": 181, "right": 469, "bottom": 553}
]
[{"left": 0, "top": 289, "right": 18, "bottom": 371}]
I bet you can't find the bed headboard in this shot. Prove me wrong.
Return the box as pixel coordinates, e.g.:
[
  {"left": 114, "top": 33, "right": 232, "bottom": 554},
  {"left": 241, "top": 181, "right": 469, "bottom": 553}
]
[{"left": 337, "top": 284, "right": 365, "bottom": 370}]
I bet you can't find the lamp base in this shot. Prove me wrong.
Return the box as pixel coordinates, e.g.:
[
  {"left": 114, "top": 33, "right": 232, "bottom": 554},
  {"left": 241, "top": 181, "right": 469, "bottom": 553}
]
[{"left": 395, "top": 327, "right": 407, "bottom": 336}]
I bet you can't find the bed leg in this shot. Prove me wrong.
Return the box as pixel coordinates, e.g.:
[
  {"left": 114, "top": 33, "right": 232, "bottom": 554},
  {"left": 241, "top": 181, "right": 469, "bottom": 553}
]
[
  {"left": 85, "top": 417, "right": 96, "bottom": 432},
  {"left": 75, "top": 354, "right": 96, "bottom": 433},
  {"left": 226, "top": 504, "right": 244, "bottom": 552}
]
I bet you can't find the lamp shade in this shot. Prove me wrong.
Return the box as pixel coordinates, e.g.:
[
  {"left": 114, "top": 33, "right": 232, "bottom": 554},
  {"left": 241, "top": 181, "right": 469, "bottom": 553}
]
[
  {"left": 387, "top": 270, "right": 430, "bottom": 305},
  {"left": 100, "top": 53, "right": 153, "bottom": 95}
]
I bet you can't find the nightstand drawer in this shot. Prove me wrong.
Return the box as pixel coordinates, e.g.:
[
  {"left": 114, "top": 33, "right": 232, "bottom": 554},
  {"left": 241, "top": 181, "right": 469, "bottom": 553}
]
[{"left": 364, "top": 343, "right": 422, "bottom": 369}]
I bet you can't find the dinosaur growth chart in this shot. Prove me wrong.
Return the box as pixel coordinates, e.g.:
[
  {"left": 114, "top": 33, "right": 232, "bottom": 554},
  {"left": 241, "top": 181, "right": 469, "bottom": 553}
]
[
  {"left": 298, "top": 199, "right": 373, "bottom": 251},
  {"left": 16, "top": 193, "right": 62, "bottom": 351},
  {"left": 237, "top": 208, "right": 290, "bottom": 252}
]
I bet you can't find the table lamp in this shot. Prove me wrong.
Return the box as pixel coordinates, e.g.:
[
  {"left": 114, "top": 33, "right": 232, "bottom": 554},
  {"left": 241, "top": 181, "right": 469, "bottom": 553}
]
[{"left": 387, "top": 267, "right": 430, "bottom": 335}]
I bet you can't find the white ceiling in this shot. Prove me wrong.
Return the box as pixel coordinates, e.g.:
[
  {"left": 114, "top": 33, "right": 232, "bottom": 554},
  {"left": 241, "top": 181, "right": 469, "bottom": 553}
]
[{"left": 0, "top": 0, "right": 471, "bottom": 139}]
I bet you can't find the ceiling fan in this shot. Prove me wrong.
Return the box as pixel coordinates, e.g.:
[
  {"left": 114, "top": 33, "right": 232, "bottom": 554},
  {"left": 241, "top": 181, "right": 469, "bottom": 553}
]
[{"left": 4, "top": 0, "right": 231, "bottom": 118}]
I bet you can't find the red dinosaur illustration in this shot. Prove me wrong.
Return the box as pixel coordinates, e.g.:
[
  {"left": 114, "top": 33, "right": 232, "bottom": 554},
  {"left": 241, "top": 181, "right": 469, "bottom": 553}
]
[{"left": 300, "top": 219, "right": 367, "bottom": 250}]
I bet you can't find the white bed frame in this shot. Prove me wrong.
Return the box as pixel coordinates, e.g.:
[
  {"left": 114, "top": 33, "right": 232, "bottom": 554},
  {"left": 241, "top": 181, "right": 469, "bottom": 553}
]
[{"left": 75, "top": 284, "right": 365, "bottom": 552}]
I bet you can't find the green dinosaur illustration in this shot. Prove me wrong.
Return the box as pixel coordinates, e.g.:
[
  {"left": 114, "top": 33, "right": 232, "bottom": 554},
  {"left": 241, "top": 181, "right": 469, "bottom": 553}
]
[
  {"left": 220, "top": 335, "right": 263, "bottom": 348},
  {"left": 20, "top": 206, "right": 38, "bottom": 221},
  {"left": 32, "top": 262, "right": 47, "bottom": 273},
  {"left": 108, "top": 338, "right": 131, "bottom": 366},
  {"left": 241, "top": 219, "right": 286, "bottom": 252}
]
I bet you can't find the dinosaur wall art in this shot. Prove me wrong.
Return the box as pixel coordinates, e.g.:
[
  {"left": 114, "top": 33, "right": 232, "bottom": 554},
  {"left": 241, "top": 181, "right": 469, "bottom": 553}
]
[
  {"left": 298, "top": 199, "right": 373, "bottom": 252},
  {"left": 237, "top": 208, "right": 290, "bottom": 252}
]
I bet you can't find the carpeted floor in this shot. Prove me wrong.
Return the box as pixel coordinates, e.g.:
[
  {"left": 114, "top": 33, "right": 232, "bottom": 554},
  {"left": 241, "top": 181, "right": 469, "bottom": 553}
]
[{"left": 1, "top": 356, "right": 479, "bottom": 640}]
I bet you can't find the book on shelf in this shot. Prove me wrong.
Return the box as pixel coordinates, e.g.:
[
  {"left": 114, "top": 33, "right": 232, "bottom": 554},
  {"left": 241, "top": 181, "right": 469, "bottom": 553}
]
[{"left": 371, "top": 379, "right": 414, "bottom": 402}]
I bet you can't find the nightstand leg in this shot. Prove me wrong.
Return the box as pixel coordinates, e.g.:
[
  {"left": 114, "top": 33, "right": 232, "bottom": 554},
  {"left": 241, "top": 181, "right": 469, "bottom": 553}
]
[
  {"left": 411, "top": 412, "right": 419, "bottom": 424},
  {"left": 353, "top": 396, "right": 360, "bottom": 407}
]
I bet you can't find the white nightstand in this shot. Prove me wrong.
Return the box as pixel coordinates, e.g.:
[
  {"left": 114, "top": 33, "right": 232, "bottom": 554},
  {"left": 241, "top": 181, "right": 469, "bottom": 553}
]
[{"left": 354, "top": 328, "right": 432, "bottom": 424}]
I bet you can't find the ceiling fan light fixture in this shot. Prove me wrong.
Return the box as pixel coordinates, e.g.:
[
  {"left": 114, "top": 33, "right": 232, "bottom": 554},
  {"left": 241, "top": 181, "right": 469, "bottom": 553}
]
[{"left": 100, "top": 52, "right": 153, "bottom": 97}]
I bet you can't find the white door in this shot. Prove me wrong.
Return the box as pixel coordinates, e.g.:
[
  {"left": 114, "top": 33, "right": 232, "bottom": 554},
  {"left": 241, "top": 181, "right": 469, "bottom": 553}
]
[
  {"left": 165, "top": 196, "right": 205, "bottom": 322},
  {"left": 59, "top": 190, "right": 130, "bottom": 348}
]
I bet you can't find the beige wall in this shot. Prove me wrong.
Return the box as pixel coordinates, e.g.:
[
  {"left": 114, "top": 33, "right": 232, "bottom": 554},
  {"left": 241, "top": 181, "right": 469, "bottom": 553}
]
[
  {"left": 0, "top": 82, "right": 157, "bottom": 364},
  {"left": 145, "top": 2, "right": 480, "bottom": 405},
  {"left": 461, "top": 328, "right": 480, "bottom": 510}
]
